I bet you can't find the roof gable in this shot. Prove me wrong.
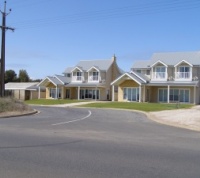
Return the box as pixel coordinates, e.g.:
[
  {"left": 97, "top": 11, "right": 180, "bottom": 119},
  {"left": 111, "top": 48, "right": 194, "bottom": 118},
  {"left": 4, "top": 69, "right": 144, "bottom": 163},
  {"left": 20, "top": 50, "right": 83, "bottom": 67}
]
[{"left": 151, "top": 60, "right": 168, "bottom": 67}]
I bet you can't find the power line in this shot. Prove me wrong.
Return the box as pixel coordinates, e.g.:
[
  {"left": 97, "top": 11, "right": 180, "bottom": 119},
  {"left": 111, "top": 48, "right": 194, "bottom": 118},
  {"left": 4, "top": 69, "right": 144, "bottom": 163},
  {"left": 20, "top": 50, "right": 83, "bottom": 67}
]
[{"left": 10, "top": 0, "right": 200, "bottom": 30}]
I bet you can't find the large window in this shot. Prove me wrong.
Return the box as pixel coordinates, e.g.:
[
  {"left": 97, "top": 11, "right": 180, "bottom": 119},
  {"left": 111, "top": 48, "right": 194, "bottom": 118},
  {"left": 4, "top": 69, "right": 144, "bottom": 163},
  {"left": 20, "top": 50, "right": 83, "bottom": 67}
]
[
  {"left": 159, "top": 88, "right": 190, "bottom": 103},
  {"left": 49, "top": 88, "right": 61, "bottom": 98},
  {"left": 123, "top": 87, "right": 139, "bottom": 101},
  {"left": 80, "top": 89, "right": 99, "bottom": 100}
]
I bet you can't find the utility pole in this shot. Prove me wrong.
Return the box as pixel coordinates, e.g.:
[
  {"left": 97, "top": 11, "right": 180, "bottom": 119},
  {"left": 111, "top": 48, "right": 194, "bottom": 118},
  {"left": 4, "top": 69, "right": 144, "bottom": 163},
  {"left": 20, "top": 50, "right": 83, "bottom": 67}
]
[{"left": 0, "top": 1, "right": 14, "bottom": 97}]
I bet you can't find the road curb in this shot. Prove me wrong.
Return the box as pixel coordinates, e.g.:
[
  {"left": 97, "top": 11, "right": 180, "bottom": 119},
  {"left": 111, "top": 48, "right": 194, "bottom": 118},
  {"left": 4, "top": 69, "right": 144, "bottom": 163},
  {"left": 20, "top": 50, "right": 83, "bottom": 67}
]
[{"left": 0, "top": 109, "right": 38, "bottom": 119}]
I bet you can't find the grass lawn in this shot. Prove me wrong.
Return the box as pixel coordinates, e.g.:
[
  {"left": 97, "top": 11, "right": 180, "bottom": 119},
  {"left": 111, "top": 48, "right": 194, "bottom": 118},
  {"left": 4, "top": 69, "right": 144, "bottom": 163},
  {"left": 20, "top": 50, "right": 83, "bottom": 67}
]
[
  {"left": 25, "top": 99, "right": 86, "bottom": 105},
  {"left": 79, "top": 102, "right": 193, "bottom": 112}
]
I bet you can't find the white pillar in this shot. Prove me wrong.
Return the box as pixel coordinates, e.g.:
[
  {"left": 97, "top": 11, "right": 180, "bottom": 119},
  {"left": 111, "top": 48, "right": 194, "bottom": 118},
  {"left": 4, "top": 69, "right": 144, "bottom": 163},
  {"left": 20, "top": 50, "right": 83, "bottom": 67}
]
[
  {"left": 139, "top": 85, "right": 142, "bottom": 103},
  {"left": 112, "top": 85, "right": 115, "bottom": 101},
  {"left": 56, "top": 85, "right": 58, "bottom": 99},
  {"left": 167, "top": 85, "right": 170, "bottom": 103},
  {"left": 78, "top": 86, "right": 80, "bottom": 100},
  {"left": 194, "top": 86, "right": 196, "bottom": 105},
  {"left": 38, "top": 86, "right": 41, "bottom": 99}
]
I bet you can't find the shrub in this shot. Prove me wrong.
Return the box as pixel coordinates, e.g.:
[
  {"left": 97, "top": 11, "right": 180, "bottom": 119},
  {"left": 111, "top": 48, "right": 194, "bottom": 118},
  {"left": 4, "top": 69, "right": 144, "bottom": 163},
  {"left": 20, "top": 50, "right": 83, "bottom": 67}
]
[{"left": 0, "top": 97, "right": 32, "bottom": 113}]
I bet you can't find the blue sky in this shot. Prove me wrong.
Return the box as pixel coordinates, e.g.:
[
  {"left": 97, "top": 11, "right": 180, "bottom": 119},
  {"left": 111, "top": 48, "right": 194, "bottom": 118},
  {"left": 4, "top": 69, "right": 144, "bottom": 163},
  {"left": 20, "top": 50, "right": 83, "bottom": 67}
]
[{"left": 2, "top": 0, "right": 200, "bottom": 79}]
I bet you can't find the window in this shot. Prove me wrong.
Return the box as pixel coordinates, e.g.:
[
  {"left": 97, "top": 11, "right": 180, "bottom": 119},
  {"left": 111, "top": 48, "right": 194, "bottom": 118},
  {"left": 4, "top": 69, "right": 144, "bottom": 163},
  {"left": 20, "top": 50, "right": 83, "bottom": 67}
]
[
  {"left": 146, "top": 70, "right": 150, "bottom": 75},
  {"left": 49, "top": 88, "right": 61, "bottom": 98},
  {"left": 170, "top": 89, "right": 179, "bottom": 102},
  {"left": 155, "top": 66, "right": 165, "bottom": 73},
  {"left": 154, "top": 66, "right": 166, "bottom": 79},
  {"left": 77, "top": 71, "right": 82, "bottom": 81},
  {"left": 92, "top": 71, "right": 99, "bottom": 81},
  {"left": 180, "top": 90, "right": 189, "bottom": 102},
  {"left": 158, "top": 89, "right": 167, "bottom": 102},
  {"left": 177, "top": 66, "right": 190, "bottom": 79},
  {"left": 179, "top": 66, "right": 190, "bottom": 72},
  {"left": 80, "top": 89, "right": 99, "bottom": 100},
  {"left": 123, "top": 88, "right": 139, "bottom": 101},
  {"left": 159, "top": 88, "right": 190, "bottom": 103}
]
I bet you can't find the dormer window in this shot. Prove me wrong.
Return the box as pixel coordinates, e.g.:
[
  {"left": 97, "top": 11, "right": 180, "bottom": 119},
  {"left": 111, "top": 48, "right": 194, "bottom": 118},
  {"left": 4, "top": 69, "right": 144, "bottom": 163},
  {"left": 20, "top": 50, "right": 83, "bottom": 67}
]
[
  {"left": 92, "top": 71, "right": 99, "bottom": 81},
  {"left": 151, "top": 60, "right": 168, "bottom": 81},
  {"left": 71, "top": 67, "right": 84, "bottom": 82},
  {"left": 174, "top": 60, "right": 192, "bottom": 80},
  {"left": 155, "top": 66, "right": 166, "bottom": 79},
  {"left": 87, "top": 66, "right": 101, "bottom": 82},
  {"left": 76, "top": 71, "right": 82, "bottom": 81},
  {"left": 177, "top": 66, "right": 190, "bottom": 79}
]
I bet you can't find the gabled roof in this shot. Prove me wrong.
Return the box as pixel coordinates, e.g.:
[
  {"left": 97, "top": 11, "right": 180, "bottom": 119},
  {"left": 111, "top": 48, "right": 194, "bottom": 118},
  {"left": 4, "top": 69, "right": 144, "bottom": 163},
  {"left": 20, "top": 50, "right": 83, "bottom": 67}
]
[
  {"left": 63, "top": 59, "right": 113, "bottom": 74},
  {"left": 5, "top": 82, "right": 39, "bottom": 90},
  {"left": 150, "top": 51, "right": 200, "bottom": 66},
  {"left": 71, "top": 66, "right": 83, "bottom": 72},
  {"left": 38, "top": 75, "right": 70, "bottom": 87},
  {"left": 55, "top": 75, "right": 71, "bottom": 84},
  {"left": 87, "top": 66, "right": 100, "bottom": 72},
  {"left": 151, "top": 60, "right": 168, "bottom": 67},
  {"left": 132, "top": 51, "right": 200, "bottom": 69},
  {"left": 174, "top": 60, "right": 193, "bottom": 67},
  {"left": 111, "top": 72, "right": 149, "bottom": 86}
]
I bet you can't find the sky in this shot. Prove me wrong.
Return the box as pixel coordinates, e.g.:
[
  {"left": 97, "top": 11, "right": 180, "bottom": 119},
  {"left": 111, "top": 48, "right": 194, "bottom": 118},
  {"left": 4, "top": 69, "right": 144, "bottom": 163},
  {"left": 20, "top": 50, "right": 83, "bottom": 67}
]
[{"left": 2, "top": 0, "right": 200, "bottom": 79}]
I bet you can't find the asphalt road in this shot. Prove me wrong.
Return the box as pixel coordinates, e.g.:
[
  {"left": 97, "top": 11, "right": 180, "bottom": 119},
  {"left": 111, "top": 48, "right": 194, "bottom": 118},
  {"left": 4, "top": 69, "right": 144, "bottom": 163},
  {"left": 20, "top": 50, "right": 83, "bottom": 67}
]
[{"left": 0, "top": 106, "right": 200, "bottom": 178}]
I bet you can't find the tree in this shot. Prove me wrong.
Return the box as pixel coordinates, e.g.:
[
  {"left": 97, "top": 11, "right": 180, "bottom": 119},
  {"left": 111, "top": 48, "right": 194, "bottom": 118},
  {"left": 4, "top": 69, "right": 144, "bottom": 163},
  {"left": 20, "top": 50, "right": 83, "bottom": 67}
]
[
  {"left": 18, "top": 69, "right": 30, "bottom": 82},
  {"left": 4, "top": 70, "right": 17, "bottom": 83}
]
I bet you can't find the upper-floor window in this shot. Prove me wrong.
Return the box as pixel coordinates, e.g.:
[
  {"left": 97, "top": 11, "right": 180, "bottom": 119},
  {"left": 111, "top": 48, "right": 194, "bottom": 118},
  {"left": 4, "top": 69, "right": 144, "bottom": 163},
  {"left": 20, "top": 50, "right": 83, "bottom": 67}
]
[
  {"left": 72, "top": 71, "right": 83, "bottom": 81},
  {"left": 92, "top": 71, "right": 99, "bottom": 81},
  {"left": 176, "top": 66, "right": 190, "bottom": 79},
  {"left": 153, "top": 66, "right": 166, "bottom": 79},
  {"left": 88, "top": 69, "right": 100, "bottom": 82}
]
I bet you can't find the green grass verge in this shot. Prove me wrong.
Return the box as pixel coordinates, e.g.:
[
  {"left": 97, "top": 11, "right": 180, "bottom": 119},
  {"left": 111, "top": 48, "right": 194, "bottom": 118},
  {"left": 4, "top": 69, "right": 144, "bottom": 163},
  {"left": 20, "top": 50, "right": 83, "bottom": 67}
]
[
  {"left": 79, "top": 102, "right": 193, "bottom": 112},
  {"left": 25, "top": 99, "right": 87, "bottom": 105}
]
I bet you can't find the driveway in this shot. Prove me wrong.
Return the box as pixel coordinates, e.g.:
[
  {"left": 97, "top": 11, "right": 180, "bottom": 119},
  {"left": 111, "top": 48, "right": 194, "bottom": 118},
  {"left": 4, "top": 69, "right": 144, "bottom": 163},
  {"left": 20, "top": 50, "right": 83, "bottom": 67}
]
[{"left": 0, "top": 106, "right": 200, "bottom": 178}]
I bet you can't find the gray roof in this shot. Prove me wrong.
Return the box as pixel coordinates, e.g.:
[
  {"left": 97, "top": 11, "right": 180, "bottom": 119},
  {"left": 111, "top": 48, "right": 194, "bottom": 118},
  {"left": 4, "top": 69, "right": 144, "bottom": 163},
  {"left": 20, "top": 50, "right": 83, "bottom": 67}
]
[
  {"left": 63, "top": 67, "right": 74, "bottom": 73},
  {"left": 47, "top": 76, "right": 64, "bottom": 85},
  {"left": 64, "top": 59, "right": 113, "bottom": 73},
  {"left": 128, "top": 73, "right": 147, "bottom": 84},
  {"left": 111, "top": 72, "right": 149, "bottom": 86},
  {"left": 55, "top": 75, "right": 71, "bottom": 84},
  {"left": 5, "top": 82, "right": 39, "bottom": 90},
  {"left": 130, "top": 71, "right": 150, "bottom": 82},
  {"left": 132, "top": 51, "right": 200, "bottom": 69},
  {"left": 150, "top": 51, "right": 200, "bottom": 66},
  {"left": 132, "top": 60, "right": 151, "bottom": 69}
]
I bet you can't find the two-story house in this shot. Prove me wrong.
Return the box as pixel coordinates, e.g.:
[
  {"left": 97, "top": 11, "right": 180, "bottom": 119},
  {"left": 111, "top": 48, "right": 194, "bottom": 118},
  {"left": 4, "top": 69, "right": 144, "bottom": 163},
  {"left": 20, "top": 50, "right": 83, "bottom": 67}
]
[
  {"left": 111, "top": 51, "right": 200, "bottom": 104},
  {"left": 38, "top": 56, "right": 122, "bottom": 100}
]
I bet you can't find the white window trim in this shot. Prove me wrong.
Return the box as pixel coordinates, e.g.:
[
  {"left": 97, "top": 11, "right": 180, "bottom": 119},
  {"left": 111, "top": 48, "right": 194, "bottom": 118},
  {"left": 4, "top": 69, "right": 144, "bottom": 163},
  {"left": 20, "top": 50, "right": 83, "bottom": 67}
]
[{"left": 158, "top": 88, "right": 190, "bottom": 103}]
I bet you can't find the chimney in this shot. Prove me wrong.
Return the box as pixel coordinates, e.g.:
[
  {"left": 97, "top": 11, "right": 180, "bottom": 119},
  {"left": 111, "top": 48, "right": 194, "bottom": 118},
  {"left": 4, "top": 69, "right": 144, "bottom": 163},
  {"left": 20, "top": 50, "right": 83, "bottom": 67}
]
[{"left": 112, "top": 54, "right": 116, "bottom": 62}]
